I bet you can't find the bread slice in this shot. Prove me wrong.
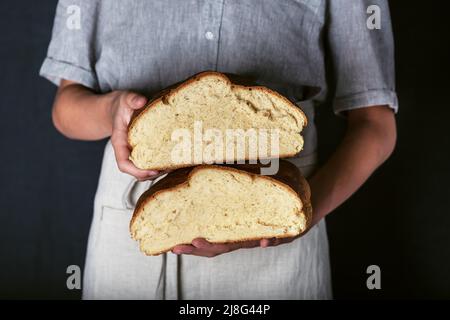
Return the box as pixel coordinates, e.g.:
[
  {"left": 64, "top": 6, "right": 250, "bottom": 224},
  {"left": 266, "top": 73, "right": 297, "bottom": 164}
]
[
  {"left": 128, "top": 71, "right": 307, "bottom": 170},
  {"left": 130, "top": 161, "right": 312, "bottom": 255}
]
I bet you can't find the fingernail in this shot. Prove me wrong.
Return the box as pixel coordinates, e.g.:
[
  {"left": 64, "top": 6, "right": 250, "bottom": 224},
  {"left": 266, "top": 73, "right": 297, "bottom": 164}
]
[
  {"left": 148, "top": 170, "right": 159, "bottom": 176},
  {"left": 260, "top": 239, "right": 270, "bottom": 248},
  {"left": 133, "top": 96, "right": 146, "bottom": 106}
]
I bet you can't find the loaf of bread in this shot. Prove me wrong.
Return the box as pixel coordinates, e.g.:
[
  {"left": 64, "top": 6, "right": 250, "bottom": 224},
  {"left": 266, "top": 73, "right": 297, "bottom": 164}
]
[
  {"left": 130, "top": 160, "right": 312, "bottom": 255},
  {"left": 128, "top": 71, "right": 307, "bottom": 170}
]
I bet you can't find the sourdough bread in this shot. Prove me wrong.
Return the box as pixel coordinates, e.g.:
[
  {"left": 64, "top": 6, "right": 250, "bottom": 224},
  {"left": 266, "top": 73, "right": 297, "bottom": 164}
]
[
  {"left": 128, "top": 71, "right": 307, "bottom": 170},
  {"left": 130, "top": 161, "right": 312, "bottom": 255}
]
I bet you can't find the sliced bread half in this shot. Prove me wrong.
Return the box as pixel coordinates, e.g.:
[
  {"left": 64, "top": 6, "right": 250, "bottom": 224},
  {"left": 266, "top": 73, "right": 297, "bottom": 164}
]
[
  {"left": 130, "top": 160, "right": 312, "bottom": 255},
  {"left": 128, "top": 71, "right": 307, "bottom": 170}
]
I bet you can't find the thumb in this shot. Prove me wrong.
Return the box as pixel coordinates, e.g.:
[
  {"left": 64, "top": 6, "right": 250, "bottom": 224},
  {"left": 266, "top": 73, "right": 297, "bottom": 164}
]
[{"left": 124, "top": 92, "right": 148, "bottom": 110}]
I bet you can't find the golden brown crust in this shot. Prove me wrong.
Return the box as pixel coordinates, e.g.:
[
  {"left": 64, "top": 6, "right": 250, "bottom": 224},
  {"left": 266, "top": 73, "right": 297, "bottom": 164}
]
[
  {"left": 128, "top": 71, "right": 308, "bottom": 131},
  {"left": 127, "top": 71, "right": 308, "bottom": 171},
  {"left": 130, "top": 160, "right": 312, "bottom": 255}
]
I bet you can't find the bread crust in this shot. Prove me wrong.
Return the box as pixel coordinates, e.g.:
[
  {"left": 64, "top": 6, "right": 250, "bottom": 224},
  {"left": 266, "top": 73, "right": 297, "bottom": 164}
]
[
  {"left": 127, "top": 71, "right": 308, "bottom": 171},
  {"left": 130, "top": 160, "right": 312, "bottom": 255}
]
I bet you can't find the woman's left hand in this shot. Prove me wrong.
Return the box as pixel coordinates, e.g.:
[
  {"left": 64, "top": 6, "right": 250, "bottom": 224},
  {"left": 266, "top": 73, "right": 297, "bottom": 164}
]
[{"left": 171, "top": 236, "right": 301, "bottom": 257}]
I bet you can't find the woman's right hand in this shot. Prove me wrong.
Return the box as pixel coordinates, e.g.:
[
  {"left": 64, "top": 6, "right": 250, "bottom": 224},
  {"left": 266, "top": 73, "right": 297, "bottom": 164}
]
[{"left": 109, "top": 90, "right": 163, "bottom": 181}]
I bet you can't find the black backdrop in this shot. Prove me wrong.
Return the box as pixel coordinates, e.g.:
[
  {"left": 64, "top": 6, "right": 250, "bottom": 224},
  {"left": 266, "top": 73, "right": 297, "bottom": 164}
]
[{"left": 0, "top": 1, "right": 449, "bottom": 299}]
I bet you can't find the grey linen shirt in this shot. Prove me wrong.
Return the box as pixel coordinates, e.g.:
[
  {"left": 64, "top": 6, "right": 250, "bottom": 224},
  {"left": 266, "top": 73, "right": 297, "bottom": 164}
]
[{"left": 40, "top": 0, "right": 398, "bottom": 160}]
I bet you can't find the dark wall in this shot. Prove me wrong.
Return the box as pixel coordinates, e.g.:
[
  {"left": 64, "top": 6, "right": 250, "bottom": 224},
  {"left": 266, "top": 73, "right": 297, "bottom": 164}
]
[
  {"left": 0, "top": 1, "right": 105, "bottom": 299},
  {"left": 319, "top": 1, "right": 450, "bottom": 299},
  {"left": 0, "top": 1, "right": 448, "bottom": 299}
]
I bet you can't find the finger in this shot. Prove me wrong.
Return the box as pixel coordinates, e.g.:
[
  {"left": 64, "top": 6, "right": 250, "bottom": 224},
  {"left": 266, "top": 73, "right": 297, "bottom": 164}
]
[
  {"left": 111, "top": 129, "right": 159, "bottom": 180},
  {"left": 192, "top": 238, "right": 260, "bottom": 255},
  {"left": 260, "top": 238, "right": 271, "bottom": 248},
  {"left": 225, "top": 240, "right": 260, "bottom": 251},
  {"left": 260, "top": 238, "right": 276, "bottom": 248},
  {"left": 191, "top": 238, "right": 214, "bottom": 249},
  {"left": 172, "top": 245, "right": 194, "bottom": 255},
  {"left": 123, "top": 92, "right": 148, "bottom": 110},
  {"left": 262, "top": 237, "right": 295, "bottom": 248},
  {"left": 191, "top": 238, "right": 235, "bottom": 252},
  {"left": 177, "top": 238, "right": 261, "bottom": 257},
  {"left": 173, "top": 244, "right": 216, "bottom": 257},
  {"left": 112, "top": 136, "right": 158, "bottom": 178},
  {"left": 145, "top": 171, "right": 169, "bottom": 180},
  {"left": 190, "top": 238, "right": 230, "bottom": 256},
  {"left": 118, "top": 159, "right": 160, "bottom": 181}
]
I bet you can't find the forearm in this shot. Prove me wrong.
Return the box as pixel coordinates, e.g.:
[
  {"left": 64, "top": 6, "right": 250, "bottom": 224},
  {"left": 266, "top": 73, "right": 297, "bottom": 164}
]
[
  {"left": 309, "top": 107, "right": 396, "bottom": 224},
  {"left": 52, "top": 80, "right": 116, "bottom": 140}
]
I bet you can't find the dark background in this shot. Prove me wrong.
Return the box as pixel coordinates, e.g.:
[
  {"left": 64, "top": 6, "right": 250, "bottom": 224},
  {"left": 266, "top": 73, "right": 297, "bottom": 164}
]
[{"left": 0, "top": 1, "right": 449, "bottom": 299}]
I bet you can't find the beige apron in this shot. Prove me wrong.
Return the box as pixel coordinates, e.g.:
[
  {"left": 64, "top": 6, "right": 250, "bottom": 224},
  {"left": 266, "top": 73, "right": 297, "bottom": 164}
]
[{"left": 82, "top": 103, "right": 332, "bottom": 300}]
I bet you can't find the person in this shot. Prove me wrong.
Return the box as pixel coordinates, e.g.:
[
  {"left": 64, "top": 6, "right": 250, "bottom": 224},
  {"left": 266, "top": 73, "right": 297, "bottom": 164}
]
[{"left": 40, "top": 0, "right": 398, "bottom": 299}]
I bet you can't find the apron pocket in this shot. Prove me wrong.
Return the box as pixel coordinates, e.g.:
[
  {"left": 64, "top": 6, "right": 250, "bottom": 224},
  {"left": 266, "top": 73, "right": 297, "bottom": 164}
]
[
  {"left": 91, "top": 206, "right": 153, "bottom": 299},
  {"left": 98, "top": 206, "right": 137, "bottom": 252}
]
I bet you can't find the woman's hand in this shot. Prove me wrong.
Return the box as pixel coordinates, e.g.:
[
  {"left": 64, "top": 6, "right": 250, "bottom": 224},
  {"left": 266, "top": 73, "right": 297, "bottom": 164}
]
[
  {"left": 109, "top": 90, "right": 163, "bottom": 181},
  {"left": 52, "top": 80, "right": 163, "bottom": 181},
  {"left": 171, "top": 236, "right": 301, "bottom": 257},
  {"left": 171, "top": 214, "right": 318, "bottom": 257}
]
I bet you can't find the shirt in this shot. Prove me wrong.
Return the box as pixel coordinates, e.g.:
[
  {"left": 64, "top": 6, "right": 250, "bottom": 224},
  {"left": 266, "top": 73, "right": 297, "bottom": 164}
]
[{"left": 40, "top": 0, "right": 399, "bottom": 163}]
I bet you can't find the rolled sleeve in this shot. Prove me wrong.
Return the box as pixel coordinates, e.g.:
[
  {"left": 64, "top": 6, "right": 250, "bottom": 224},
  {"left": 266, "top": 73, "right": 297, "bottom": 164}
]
[
  {"left": 39, "top": 0, "right": 99, "bottom": 90},
  {"left": 333, "top": 88, "right": 398, "bottom": 115},
  {"left": 40, "top": 56, "right": 98, "bottom": 89},
  {"left": 327, "top": 0, "right": 399, "bottom": 115}
]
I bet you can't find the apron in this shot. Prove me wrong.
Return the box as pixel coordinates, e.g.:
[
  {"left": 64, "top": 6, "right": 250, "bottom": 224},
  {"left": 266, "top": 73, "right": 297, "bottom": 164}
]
[{"left": 82, "top": 102, "right": 332, "bottom": 300}]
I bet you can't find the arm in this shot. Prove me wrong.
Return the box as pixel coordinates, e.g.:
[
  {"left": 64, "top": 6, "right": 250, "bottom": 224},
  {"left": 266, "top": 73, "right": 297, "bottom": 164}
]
[
  {"left": 52, "top": 80, "right": 118, "bottom": 140},
  {"left": 173, "top": 105, "right": 396, "bottom": 256},
  {"left": 52, "top": 79, "right": 161, "bottom": 180},
  {"left": 308, "top": 105, "right": 396, "bottom": 225}
]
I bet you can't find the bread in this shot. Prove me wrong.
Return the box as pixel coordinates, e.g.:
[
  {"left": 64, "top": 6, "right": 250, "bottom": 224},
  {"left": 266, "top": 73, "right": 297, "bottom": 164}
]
[
  {"left": 128, "top": 71, "right": 307, "bottom": 170},
  {"left": 130, "top": 160, "right": 312, "bottom": 255}
]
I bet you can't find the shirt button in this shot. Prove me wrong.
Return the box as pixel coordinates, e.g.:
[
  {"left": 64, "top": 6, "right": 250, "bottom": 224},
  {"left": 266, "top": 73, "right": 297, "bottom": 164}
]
[{"left": 205, "top": 31, "right": 214, "bottom": 40}]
